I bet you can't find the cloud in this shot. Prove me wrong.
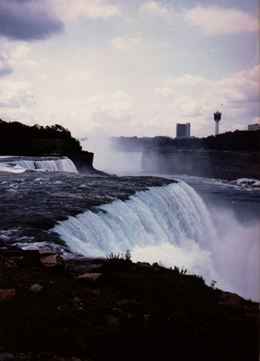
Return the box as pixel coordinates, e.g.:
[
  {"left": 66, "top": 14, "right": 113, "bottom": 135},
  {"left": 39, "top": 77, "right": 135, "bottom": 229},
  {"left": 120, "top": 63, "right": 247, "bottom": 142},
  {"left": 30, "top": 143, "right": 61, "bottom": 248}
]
[
  {"left": 86, "top": 91, "right": 136, "bottom": 123},
  {"left": 0, "top": 57, "right": 13, "bottom": 77},
  {"left": 51, "top": 0, "right": 121, "bottom": 22},
  {"left": 166, "top": 66, "right": 259, "bottom": 108},
  {"left": 0, "top": 78, "right": 35, "bottom": 108},
  {"left": 0, "top": 0, "right": 64, "bottom": 41},
  {"left": 66, "top": 69, "right": 93, "bottom": 83},
  {"left": 167, "top": 74, "right": 207, "bottom": 86},
  {"left": 184, "top": 5, "right": 259, "bottom": 35},
  {"left": 0, "top": 0, "right": 120, "bottom": 42},
  {"left": 0, "top": 77, "right": 36, "bottom": 124},
  {"left": 0, "top": 40, "right": 33, "bottom": 76},
  {"left": 173, "top": 96, "right": 203, "bottom": 117},
  {"left": 208, "top": 66, "right": 259, "bottom": 106},
  {"left": 154, "top": 86, "right": 174, "bottom": 97},
  {"left": 109, "top": 36, "right": 144, "bottom": 51},
  {"left": 138, "top": 1, "right": 177, "bottom": 24}
]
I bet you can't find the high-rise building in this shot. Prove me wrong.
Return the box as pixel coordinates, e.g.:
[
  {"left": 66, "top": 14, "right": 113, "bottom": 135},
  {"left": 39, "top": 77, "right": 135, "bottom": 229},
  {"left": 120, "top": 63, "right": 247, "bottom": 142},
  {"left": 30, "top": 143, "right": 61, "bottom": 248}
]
[{"left": 176, "top": 123, "right": 190, "bottom": 139}]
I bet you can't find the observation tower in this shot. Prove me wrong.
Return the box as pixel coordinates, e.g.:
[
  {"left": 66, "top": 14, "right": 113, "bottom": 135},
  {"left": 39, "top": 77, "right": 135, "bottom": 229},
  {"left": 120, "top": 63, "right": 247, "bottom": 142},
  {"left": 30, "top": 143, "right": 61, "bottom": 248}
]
[{"left": 213, "top": 111, "right": 222, "bottom": 136}]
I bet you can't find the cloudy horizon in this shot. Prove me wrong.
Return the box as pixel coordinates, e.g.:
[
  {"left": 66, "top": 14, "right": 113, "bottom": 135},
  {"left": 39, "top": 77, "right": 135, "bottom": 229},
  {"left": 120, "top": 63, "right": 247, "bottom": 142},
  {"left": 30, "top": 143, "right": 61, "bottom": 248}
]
[{"left": 0, "top": 0, "right": 259, "bottom": 145}]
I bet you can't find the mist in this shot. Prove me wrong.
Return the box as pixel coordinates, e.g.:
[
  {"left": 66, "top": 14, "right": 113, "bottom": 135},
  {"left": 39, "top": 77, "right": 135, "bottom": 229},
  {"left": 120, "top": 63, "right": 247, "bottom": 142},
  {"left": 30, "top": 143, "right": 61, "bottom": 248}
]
[
  {"left": 82, "top": 137, "right": 143, "bottom": 175},
  {"left": 207, "top": 205, "right": 259, "bottom": 300}
]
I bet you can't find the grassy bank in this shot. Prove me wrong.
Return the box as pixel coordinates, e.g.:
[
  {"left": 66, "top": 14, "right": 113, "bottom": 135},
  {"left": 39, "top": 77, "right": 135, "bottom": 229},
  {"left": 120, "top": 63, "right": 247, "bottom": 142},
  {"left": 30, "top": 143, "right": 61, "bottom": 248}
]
[{"left": 0, "top": 248, "right": 259, "bottom": 361}]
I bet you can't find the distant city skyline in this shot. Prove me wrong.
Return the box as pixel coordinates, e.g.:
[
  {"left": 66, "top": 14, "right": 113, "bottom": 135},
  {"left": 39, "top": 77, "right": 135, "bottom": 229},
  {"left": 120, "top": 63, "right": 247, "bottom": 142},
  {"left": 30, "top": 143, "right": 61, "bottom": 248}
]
[{"left": 0, "top": 0, "right": 259, "bottom": 146}]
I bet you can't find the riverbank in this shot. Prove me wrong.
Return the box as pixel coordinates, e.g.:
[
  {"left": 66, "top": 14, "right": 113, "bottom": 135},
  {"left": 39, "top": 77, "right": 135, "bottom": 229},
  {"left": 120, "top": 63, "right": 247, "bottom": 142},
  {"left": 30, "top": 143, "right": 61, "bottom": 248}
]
[{"left": 0, "top": 247, "right": 258, "bottom": 361}]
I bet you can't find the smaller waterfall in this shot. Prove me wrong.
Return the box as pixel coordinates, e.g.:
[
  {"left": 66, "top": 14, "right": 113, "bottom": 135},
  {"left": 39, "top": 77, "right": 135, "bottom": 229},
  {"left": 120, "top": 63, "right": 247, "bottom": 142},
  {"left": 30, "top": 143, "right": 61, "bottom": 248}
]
[{"left": 0, "top": 156, "right": 78, "bottom": 173}]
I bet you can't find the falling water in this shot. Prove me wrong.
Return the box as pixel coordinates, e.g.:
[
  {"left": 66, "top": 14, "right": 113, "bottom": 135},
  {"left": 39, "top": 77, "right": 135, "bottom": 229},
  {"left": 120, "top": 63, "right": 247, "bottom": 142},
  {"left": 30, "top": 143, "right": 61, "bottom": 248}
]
[
  {"left": 52, "top": 180, "right": 259, "bottom": 301},
  {"left": 0, "top": 156, "right": 77, "bottom": 173}
]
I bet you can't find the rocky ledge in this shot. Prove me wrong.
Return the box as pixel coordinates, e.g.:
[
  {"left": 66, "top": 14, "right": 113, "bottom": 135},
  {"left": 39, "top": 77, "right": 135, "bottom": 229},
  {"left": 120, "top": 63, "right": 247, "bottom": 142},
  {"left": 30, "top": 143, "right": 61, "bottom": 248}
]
[{"left": 0, "top": 247, "right": 259, "bottom": 361}]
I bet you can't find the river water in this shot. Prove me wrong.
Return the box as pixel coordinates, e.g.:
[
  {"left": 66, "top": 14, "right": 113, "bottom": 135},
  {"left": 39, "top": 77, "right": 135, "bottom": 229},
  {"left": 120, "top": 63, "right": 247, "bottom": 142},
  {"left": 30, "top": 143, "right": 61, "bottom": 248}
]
[{"left": 0, "top": 154, "right": 259, "bottom": 302}]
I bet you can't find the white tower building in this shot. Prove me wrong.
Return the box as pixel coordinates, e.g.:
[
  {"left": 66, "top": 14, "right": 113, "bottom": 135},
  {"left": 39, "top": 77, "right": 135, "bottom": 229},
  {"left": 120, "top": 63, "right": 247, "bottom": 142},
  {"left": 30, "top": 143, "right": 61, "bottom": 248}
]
[{"left": 213, "top": 111, "right": 222, "bottom": 136}]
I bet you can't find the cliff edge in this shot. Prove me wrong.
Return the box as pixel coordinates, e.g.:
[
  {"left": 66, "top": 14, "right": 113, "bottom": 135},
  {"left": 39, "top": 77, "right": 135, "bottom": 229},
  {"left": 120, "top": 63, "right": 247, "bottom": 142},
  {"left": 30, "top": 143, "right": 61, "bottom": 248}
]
[{"left": 142, "top": 148, "right": 260, "bottom": 180}]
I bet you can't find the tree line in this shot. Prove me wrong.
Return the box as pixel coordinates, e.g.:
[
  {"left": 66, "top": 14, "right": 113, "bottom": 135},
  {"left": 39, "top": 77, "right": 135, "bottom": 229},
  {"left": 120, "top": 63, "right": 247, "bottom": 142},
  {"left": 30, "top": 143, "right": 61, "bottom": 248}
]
[
  {"left": 111, "top": 130, "right": 260, "bottom": 152},
  {"left": 0, "top": 119, "right": 82, "bottom": 159}
]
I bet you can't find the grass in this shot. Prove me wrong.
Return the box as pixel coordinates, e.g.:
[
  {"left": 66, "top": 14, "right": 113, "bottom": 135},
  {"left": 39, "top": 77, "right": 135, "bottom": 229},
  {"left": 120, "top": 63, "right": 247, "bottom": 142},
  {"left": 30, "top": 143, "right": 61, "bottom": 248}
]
[{"left": 0, "top": 250, "right": 259, "bottom": 361}]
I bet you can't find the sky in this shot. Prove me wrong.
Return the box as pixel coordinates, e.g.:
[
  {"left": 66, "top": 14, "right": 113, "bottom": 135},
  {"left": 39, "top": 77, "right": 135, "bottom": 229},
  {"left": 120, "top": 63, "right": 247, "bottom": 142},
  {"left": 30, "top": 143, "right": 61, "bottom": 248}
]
[{"left": 0, "top": 0, "right": 259, "bottom": 143}]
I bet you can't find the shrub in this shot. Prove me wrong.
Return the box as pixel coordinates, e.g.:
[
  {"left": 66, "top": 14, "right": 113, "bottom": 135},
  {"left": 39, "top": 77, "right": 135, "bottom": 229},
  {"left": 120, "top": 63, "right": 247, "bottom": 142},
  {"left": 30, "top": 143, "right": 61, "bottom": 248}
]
[{"left": 104, "top": 250, "right": 133, "bottom": 272}]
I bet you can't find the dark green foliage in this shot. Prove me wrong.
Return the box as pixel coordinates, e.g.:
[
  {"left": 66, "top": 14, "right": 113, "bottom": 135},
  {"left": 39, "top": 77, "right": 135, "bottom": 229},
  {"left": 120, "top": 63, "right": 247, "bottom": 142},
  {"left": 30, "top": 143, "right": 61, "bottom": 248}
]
[{"left": 0, "top": 119, "right": 82, "bottom": 158}]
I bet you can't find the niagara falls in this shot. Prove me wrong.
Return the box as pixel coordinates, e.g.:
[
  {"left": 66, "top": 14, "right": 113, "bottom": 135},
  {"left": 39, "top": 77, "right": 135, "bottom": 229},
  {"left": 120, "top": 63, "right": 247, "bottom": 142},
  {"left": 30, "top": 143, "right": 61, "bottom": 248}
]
[
  {"left": 0, "top": 1, "right": 259, "bottom": 358},
  {"left": 0, "top": 151, "right": 258, "bottom": 303}
]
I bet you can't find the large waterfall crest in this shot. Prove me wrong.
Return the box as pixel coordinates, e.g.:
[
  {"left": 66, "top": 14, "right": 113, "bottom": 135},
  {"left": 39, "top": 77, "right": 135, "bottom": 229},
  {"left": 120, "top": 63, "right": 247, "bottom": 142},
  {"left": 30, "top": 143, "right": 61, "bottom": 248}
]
[
  {"left": 52, "top": 180, "right": 259, "bottom": 301},
  {"left": 53, "top": 182, "right": 218, "bottom": 276}
]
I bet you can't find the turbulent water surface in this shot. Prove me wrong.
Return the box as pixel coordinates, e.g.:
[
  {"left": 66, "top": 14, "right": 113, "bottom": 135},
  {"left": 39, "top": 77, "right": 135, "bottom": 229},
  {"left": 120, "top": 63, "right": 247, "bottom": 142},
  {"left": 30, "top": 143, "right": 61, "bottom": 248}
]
[{"left": 0, "top": 155, "right": 259, "bottom": 302}]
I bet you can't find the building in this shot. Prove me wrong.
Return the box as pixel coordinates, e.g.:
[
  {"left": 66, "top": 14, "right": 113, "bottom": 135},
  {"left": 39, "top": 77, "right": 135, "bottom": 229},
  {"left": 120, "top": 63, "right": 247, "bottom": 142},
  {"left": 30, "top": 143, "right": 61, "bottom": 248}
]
[
  {"left": 213, "top": 111, "right": 222, "bottom": 136},
  {"left": 176, "top": 123, "right": 190, "bottom": 139},
  {"left": 248, "top": 124, "right": 260, "bottom": 131}
]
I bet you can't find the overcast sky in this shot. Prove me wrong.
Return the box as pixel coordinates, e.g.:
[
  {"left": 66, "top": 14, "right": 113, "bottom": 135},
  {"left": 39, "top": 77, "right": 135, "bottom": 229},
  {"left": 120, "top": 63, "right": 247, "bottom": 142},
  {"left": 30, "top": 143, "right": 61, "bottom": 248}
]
[{"left": 0, "top": 0, "right": 259, "bottom": 142}]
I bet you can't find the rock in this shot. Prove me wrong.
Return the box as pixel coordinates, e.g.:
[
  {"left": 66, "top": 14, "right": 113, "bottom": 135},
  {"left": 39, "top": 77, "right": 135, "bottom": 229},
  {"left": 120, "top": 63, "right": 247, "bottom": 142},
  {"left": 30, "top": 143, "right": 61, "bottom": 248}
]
[
  {"left": 106, "top": 314, "right": 120, "bottom": 328},
  {"left": 73, "top": 150, "right": 108, "bottom": 175},
  {"left": 137, "top": 261, "right": 152, "bottom": 268},
  {"left": 30, "top": 284, "right": 43, "bottom": 293},
  {"left": 4, "top": 259, "right": 18, "bottom": 269},
  {"left": 0, "top": 289, "right": 16, "bottom": 301},
  {"left": 0, "top": 249, "right": 42, "bottom": 269},
  {"left": 144, "top": 314, "right": 151, "bottom": 322},
  {"left": 0, "top": 353, "right": 15, "bottom": 360},
  {"left": 77, "top": 273, "right": 102, "bottom": 283},
  {"left": 38, "top": 250, "right": 64, "bottom": 270}
]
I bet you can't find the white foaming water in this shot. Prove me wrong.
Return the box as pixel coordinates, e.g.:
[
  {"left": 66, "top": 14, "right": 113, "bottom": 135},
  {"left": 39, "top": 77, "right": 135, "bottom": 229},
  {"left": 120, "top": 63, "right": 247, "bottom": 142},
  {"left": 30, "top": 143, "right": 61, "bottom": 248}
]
[
  {"left": 0, "top": 156, "right": 77, "bottom": 173},
  {"left": 52, "top": 181, "right": 259, "bottom": 302}
]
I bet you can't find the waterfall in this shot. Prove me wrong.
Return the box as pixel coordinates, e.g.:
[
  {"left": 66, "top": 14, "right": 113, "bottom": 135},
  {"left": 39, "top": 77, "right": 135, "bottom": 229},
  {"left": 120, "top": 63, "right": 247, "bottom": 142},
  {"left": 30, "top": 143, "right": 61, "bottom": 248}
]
[
  {"left": 0, "top": 156, "right": 78, "bottom": 173},
  {"left": 52, "top": 180, "right": 259, "bottom": 301},
  {"left": 53, "top": 182, "right": 219, "bottom": 278}
]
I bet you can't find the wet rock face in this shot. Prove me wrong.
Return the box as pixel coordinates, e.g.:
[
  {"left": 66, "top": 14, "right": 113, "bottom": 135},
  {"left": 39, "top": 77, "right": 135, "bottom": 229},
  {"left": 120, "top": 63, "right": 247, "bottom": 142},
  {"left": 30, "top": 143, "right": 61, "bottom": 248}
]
[
  {"left": 142, "top": 149, "right": 260, "bottom": 180},
  {"left": 72, "top": 151, "right": 95, "bottom": 174}
]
